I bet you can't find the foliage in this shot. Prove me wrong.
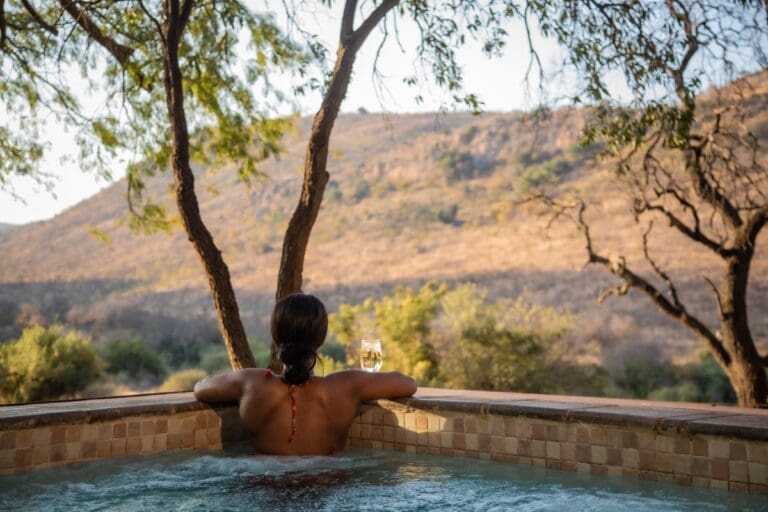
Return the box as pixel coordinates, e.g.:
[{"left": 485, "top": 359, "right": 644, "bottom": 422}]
[
  {"left": 158, "top": 369, "right": 208, "bottom": 392},
  {"left": 433, "top": 204, "right": 459, "bottom": 225},
  {"left": 104, "top": 339, "right": 166, "bottom": 381},
  {"left": 0, "top": 0, "right": 308, "bottom": 228},
  {"left": 0, "top": 325, "right": 101, "bottom": 404}
]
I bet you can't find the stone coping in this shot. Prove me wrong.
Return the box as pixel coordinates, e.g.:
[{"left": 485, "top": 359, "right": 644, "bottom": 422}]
[{"left": 2, "top": 388, "right": 767, "bottom": 441}]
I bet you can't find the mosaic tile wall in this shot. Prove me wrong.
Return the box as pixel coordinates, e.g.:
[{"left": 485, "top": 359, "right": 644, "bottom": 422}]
[
  {"left": 1, "top": 401, "right": 766, "bottom": 495},
  {"left": 346, "top": 405, "right": 768, "bottom": 495}
]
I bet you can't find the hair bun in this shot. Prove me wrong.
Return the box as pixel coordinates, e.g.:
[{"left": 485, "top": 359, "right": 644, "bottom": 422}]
[{"left": 279, "top": 343, "right": 316, "bottom": 385}]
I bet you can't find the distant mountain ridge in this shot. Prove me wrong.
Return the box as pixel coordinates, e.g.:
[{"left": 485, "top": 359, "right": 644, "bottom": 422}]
[{"left": 1, "top": 74, "right": 766, "bottom": 359}]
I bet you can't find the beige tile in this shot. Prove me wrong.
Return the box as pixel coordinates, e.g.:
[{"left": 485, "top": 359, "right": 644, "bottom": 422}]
[
  {"left": 531, "top": 440, "right": 546, "bottom": 458},
  {"left": 655, "top": 436, "right": 674, "bottom": 453},
  {"left": 710, "top": 439, "right": 729, "bottom": 459},
  {"left": 656, "top": 453, "right": 674, "bottom": 473},
  {"left": 0, "top": 449, "right": 15, "bottom": 469},
  {"left": 126, "top": 437, "right": 141, "bottom": 455},
  {"left": 748, "top": 462, "right": 768, "bottom": 485},
  {"left": 637, "top": 432, "right": 654, "bottom": 451},
  {"left": 673, "top": 455, "right": 692, "bottom": 475},
  {"left": 428, "top": 415, "right": 446, "bottom": 432},
  {"left": 729, "top": 461, "right": 749, "bottom": 483},
  {"left": 97, "top": 440, "right": 111, "bottom": 458},
  {"left": 561, "top": 442, "right": 575, "bottom": 461},
  {"left": 141, "top": 420, "right": 156, "bottom": 437},
  {"left": 98, "top": 423, "right": 112, "bottom": 441},
  {"left": 33, "top": 428, "right": 51, "bottom": 448},
  {"left": 729, "top": 442, "right": 747, "bottom": 461},
  {"left": 154, "top": 434, "right": 168, "bottom": 452},
  {"left": 589, "top": 427, "right": 606, "bottom": 446},
  {"left": 16, "top": 430, "right": 34, "bottom": 449},
  {"left": 591, "top": 445, "right": 607, "bottom": 465},
  {"left": 476, "top": 418, "right": 490, "bottom": 435},
  {"left": 491, "top": 435, "right": 505, "bottom": 454},
  {"left": 428, "top": 432, "right": 441, "bottom": 448},
  {"left": 155, "top": 419, "right": 169, "bottom": 435},
  {"left": 605, "top": 429, "right": 622, "bottom": 449},
  {"left": 15, "top": 448, "right": 33, "bottom": 468},
  {"left": 66, "top": 442, "right": 82, "bottom": 461},
  {"left": 490, "top": 416, "right": 505, "bottom": 436},
  {"left": 747, "top": 442, "right": 768, "bottom": 463},
  {"left": 546, "top": 441, "right": 561, "bottom": 460},
  {"left": 505, "top": 437, "right": 518, "bottom": 455},
  {"left": 0, "top": 432, "right": 15, "bottom": 450},
  {"left": 32, "top": 446, "right": 49, "bottom": 466},
  {"left": 141, "top": 436, "right": 154, "bottom": 453},
  {"left": 465, "top": 433, "right": 478, "bottom": 451},
  {"left": 622, "top": 448, "right": 639, "bottom": 469},
  {"left": 50, "top": 444, "right": 66, "bottom": 463},
  {"left": 441, "top": 432, "right": 453, "bottom": 449},
  {"left": 81, "top": 425, "right": 99, "bottom": 443},
  {"left": 181, "top": 417, "right": 196, "bottom": 434}
]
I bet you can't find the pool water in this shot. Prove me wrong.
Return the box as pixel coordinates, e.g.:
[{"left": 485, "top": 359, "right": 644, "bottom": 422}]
[{"left": 0, "top": 450, "right": 765, "bottom": 511}]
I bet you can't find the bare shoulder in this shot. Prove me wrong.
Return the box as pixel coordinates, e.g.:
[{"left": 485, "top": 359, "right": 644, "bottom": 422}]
[{"left": 324, "top": 370, "right": 417, "bottom": 402}]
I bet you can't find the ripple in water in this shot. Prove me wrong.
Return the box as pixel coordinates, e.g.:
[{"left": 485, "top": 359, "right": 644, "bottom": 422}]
[{"left": 0, "top": 450, "right": 765, "bottom": 512}]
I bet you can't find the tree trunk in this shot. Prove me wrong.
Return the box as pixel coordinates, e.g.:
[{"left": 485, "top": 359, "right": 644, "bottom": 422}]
[
  {"left": 162, "top": 5, "right": 255, "bottom": 371},
  {"left": 718, "top": 250, "right": 767, "bottom": 407}
]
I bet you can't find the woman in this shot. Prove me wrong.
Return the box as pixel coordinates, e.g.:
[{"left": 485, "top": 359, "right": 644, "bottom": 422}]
[{"left": 194, "top": 293, "right": 417, "bottom": 455}]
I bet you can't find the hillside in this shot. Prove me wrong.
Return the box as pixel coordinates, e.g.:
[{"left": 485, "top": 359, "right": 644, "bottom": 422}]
[{"left": 1, "top": 75, "right": 767, "bottom": 363}]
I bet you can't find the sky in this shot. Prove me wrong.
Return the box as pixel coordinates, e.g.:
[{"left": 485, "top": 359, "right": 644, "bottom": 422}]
[{"left": 0, "top": 3, "right": 563, "bottom": 225}]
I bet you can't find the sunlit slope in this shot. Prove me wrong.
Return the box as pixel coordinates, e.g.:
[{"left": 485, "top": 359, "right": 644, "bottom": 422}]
[{"left": 1, "top": 75, "right": 766, "bottom": 358}]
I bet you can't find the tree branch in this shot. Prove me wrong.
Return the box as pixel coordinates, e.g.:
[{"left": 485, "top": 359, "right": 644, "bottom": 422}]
[
  {"left": 0, "top": 0, "right": 7, "bottom": 50},
  {"left": 349, "top": 0, "right": 398, "bottom": 51},
  {"left": 58, "top": 0, "right": 133, "bottom": 65},
  {"left": 22, "top": 0, "right": 58, "bottom": 35},
  {"left": 744, "top": 205, "right": 768, "bottom": 249},
  {"left": 341, "top": 0, "right": 357, "bottom": 41},
  {"left": 634, "top": 199, "right": 735, "bottom": 258}
]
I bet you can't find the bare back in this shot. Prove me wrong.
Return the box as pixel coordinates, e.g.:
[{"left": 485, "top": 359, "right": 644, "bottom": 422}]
[{"left": 194, "top": 369, "right": 416, "bottom": 455}]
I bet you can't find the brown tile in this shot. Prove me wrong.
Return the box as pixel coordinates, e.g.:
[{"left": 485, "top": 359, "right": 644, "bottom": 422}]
[
  {"left": 465, "top": 417, "right": 478, "bottom": 434},
  {"left": 98, "top": 424, "right": 112, "bottom": 441},
  {"left": 372, "top": 426, "right": 383, "bottom": 441},
  {"left": 181, "top": 431, "right": 194, "bottom": 449},
  {"left": 195, "top": 412, "right": 208, "bottom": 430},
  {"left": 393, "top": 443, "right": 405, "bottom": 452},
  {"left": 97, "top": 440, "right": 111, "bottom": 458},
  {"left": 591, "top": 464, "right": 608, "bottom": 475},
  {"left": 0, "top": 432, "right": 15, "bottom": 450},
  {"left": 50, "top": 444, "right": 66, "bottom": 463},
  {"left": 621, "top": 431, "right": 638, "bottom": 450},
  {"left": 491, "top": 453, "right": 519, "bottom": 464},
  {"left": 730, "top": 442, "right": 747, "bottom": 461},
  {"left": 590, "top": 427, "right": 606, "bottom": 446},
  {"left": 111, "top": 439, "right": 127, "bottom": 457},
  {"left": 576, "top": 444, "right": 590, "bottom": 463},
  {"left": 127, "top": 421, "right": 141, "bottom": 438},
  {"left": 674, "top": 437, "right": 691, "bottom": 455},
  {"left": 478, "top": 434, "right": 491, "bottom": 453},
  {"left": 82, "top": 441, "right": 97, "bottom": 459},
  {"left": 361, "top": 424, "right": 372, "bottom": 440},
  {"left": 606, "top": 447, "right": 621, "bottom": 466},
  {"left": 141, "top": 420, "right": 156, "bottom": 436},
  {"left": 32, "top": 446, "right": 49, "bottom": 465},
  {"left": 674, "top": 475, "right": 692, "bottom": 487},
  {"left": 142, "top": 436, "right": 155, "bottom": 453},
  {"left": 692, "top": 438, "right": 708, "bottom": 457},
  {"left": 656, "top": 453, "right": 674, "bottom": 473},
  {"left": 710, "top": 459, "right": 729, "bottom": 480},
  {"left": 81, "top": 425, "right": 99, "bottom": 443},
  {"left": 181, "top": 417, "right": 196, "bottom": 434},
  {"left": 710, "top": 439, "right": 729, "bottom": 459},
  {"left": 639, "top": 470, "right": 657, "bottom": 481},
  {"left": 749, "top": 483, "right": 768, "bottom": 495},
  {"left": 691, "top": 476, "right": 710, "bottom": 488},
  {"left": 452, "top": 433, "right": 465, "bottom": 450},
  {"left": 729, "top": 481, "right": 749, "bottom": 493},
  {"left": 194, "top": 429, "right": 208, "bottom": 448},
  {"left": 637, "top": 432, "right": 654, "bottom": 451},
  {"left": 546, "top": 425, "right": 562, "bottom": 442},
  {"left": 516, "top": 422, "right": 532, "bottom": 439},
  {"left": 207, "top": 427, "right": 221, "bottom": 447},
  {"left": 16, "top": 430, "right": 33, "bottom": 449},
  {"left": 576, "top": 427, "right": 589, "bottom": 444},
  {"left": 383, "top": 427, "right": 394, "bottom": 443},
  {"left": 349, "top": 423, "right": 361, "bottom": 439},
  {"left": 673, "top": 455, "right": 692, "bottom": 475},
  {"left": 394, "top": 429, "right": 406, "bottom": 444},
  {"left": 749, "top": 462, "right": 768, "bottom": 485},
  {"left": 113, "top": 423, "right": 127, "bottom": 439},
  {"left": 622, "top": 448, "right": 639, "bottom": 469},
  {"left": 126, "top": 437, "right": 141, "bottom": 455},
  {"left": 32, "top": 428, "right": 51, "bottom": 448},
  {"left": 66, "top": 442, "right": 81, "bottom": 461},
  {"left": 155, "top": 418, "right": 168, "bottom": 434},
  {"left": 65, "top": 426, "right": 82, "bottom": 443},
  {"left": 691, "top": 457, "right": 710, "bottom": 477},
  {"left": 546, "top": 460, "right": 562, "bottom": 470},
  {"left": 532, "top": 424, "right": 546, "bottom": 440},
  {"left": 710, "top": 479, "right": 728, "bottom": 491},
  {"left": 15, "top": 448, "right": 33, "bottom": 468},
  {"left": 490, "top": 416, "right": 505, "bottom": 436},
  {"left": 747, "top": 443, "right": 768, "bottom": 463},
  {"left": 546, "top": 441, "right": 561, "bottom": 460},
  {"left": 639, "top": 451, "right": 656, "bottom": 471},
  {"left": 561, "top": 442, "right": 575, "bottom": 461},
  {"left": 405, "top": 430, "right": 416, "bottom": 445},
  {"left": 576, "top": 462, "right": 591, "bottom": 473},
  {"left": 561, "top": 461, "right": 577, "bottom": 472},
  {"left": 207, "top": 413, "right": 221, "bottom": 429},
  {"left": 605, "top": 429, "right": 622, "bottom": 449},
  {"left": 519, "top": 439, "right": 532, "bottom": 457},
  {"left": 503, "top": 417, "right": 516, "bottom": 436},
  {"left": 152, "top": 434, "right": 168, "bottom": 452},
  {"left": 727, "top": 460, "right": 749, "bottom": 484},
  {"left": 417, "top": 431, "right": 429, "bottom": 447}
]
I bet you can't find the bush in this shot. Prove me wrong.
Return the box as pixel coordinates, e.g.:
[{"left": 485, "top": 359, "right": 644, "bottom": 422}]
[
  {"left": 0, "top": 325, "right": 101, "bottom": 404},
  {"left": 158, "top": 369, "right": 208, "bottom": 392},
  {"left": 437, "top": 150, "right": 476, "bottom": 184},
  {"left": 433, "top": 204, "right": 459, "bottom": 225},
  {"left": 105, "top": 339, "right": 166, "bottom": 381}
]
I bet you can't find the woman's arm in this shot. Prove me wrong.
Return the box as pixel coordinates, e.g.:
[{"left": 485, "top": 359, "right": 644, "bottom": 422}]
[
  {"left": 328, "top": 370, "right": 417, "bottom": 402},
  {"left": 193, "top": 369, "right": 262, "bottom": 403}
]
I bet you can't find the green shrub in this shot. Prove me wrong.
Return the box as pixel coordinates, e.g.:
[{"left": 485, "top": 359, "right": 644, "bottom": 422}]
[
  {"left": 159, "top": 369, "right": 208, "bottom": 392},
  {"left": 437, "top": 150, "right": 475, "bottom": 183},
  {"left": 105, "top": 339, "right": 166, "bottom": 381},
  {"left": 433, "top": 204, "right": 459, "bottom": 225},
  {"left": 350, "top": 179, "right": 371, "bottom": 202},
  {"left": 0, "top": 325, "right": 101, "bottom": 404}
]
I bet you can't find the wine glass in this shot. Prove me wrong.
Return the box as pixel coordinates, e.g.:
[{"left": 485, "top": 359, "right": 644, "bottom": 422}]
[{"left": 360, "top": 339, "right": 383, "bottom": 372}]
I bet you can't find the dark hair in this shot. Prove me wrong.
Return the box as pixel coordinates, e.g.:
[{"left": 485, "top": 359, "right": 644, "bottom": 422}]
[{"left": 271, "top": 293, "right": 328, "bottom": 385}]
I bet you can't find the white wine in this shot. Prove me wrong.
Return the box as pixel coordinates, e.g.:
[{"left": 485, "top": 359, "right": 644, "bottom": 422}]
[
  {"left": 360, "top": 349, "right": 383, "bottom": 372},
  {"left": 360, "top": 339, "right": 383, "bottom": 372}
]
